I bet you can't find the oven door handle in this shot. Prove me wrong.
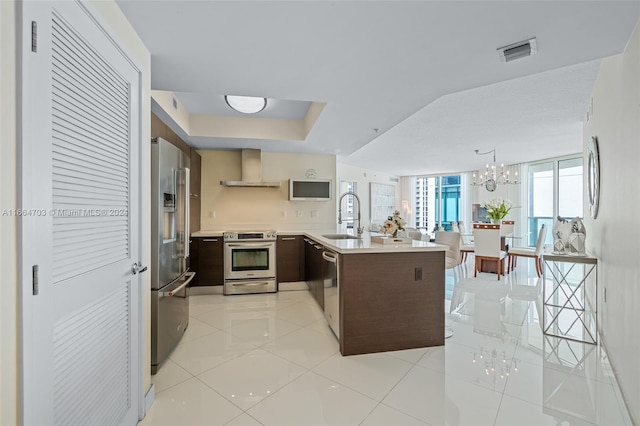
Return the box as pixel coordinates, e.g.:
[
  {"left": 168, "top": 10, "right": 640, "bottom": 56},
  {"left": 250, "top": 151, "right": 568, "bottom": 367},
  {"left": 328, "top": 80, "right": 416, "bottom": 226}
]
[
  {"left": 229, "top": 281, "right": 272, "bottom": 287},
  {"left": 226, "top": 243, "right": 274, "bottom": 248},
  {"left": 160, "top": 272, "right": 195, "bottom": 298}
]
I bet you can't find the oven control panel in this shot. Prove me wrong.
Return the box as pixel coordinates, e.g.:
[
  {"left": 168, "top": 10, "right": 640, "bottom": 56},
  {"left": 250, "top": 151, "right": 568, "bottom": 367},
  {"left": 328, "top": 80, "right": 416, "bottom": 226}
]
[{"left": 223, "top": 231, "right": 277, "bottom": 241}]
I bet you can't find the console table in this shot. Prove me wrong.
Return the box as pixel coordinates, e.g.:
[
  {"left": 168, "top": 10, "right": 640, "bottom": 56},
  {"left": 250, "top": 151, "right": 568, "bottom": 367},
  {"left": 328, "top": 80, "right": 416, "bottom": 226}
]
[{"left": 542, "top": 253, "right": 597, "bottom": 344}]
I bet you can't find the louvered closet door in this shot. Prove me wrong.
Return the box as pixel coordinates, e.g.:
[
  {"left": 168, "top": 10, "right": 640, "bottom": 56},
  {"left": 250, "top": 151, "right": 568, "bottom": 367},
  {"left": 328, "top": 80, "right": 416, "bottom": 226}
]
[{"left": 20, "top": 2, "right": 141, "bottom": 425}]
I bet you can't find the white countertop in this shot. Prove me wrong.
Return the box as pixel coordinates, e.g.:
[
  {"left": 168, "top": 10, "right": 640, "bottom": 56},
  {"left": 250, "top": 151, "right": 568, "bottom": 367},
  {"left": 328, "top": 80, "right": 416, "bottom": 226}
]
[
  {"left": 306, "top": 231, "right": 446, "bottom": 254},
  {"left": 192, "top": 229, "right": 446, "bottom": 254},
  {"left": 191, "top": 230, "right": 224, "bottom": 237}
]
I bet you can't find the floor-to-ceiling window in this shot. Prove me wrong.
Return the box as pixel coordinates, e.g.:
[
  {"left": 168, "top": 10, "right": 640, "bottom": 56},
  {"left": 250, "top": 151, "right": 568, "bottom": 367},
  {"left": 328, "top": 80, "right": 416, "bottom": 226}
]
[
  {"left": 528, "top": 156, "right": 583, "bottom": 246},
  {"left": 415, "top": 175, "right": 462, "bottom": 231}
]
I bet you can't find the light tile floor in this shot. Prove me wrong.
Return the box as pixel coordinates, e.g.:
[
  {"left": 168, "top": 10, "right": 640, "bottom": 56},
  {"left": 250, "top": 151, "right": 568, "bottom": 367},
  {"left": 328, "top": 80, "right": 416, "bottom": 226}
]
[{"left": 140, "top": 258, "right": 632, "bottom": 426}]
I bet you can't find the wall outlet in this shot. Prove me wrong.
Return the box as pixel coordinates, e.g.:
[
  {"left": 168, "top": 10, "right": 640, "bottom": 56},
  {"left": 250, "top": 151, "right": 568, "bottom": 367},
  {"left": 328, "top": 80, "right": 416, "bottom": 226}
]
[
  {"left": 281, "top": 210, "right": 287, "bottom": 218},
  {"left": 297, "top": 210, "right": 303, "bottom": 218},
  {"left": 209, "top": 210, "right": 216, "bottom": 219},
  {"left": 311, "top": 210, "right": 319, "bottom": 218}
]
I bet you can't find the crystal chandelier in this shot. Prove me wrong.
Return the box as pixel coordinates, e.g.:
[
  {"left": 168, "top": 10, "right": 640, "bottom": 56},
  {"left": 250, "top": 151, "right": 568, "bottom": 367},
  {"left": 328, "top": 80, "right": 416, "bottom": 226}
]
[{"left": 471, "top": 148, "right": 519, "bottom": 192}]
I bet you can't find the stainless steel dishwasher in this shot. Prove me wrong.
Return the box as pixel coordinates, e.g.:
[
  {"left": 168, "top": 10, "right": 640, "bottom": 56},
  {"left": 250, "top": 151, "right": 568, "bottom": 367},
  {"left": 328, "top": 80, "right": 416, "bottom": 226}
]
[{"left": 322, "top": 250, "right": 340, "bottom": 338}]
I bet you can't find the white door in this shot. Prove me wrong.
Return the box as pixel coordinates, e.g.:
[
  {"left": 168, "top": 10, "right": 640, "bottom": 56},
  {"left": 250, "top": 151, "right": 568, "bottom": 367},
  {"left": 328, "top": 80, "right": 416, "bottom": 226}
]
[{"left": 19, "top": 1, "right": 142, "bottom": 425}]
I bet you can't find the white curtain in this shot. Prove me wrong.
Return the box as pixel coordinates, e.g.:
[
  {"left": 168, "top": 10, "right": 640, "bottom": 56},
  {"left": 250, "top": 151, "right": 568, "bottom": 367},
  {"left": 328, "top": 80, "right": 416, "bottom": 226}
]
[
  {"left": 460, "top": 172, "right": 473, "bottom": 229},
  {"left": 399, "top": 176, "right": 416, "bottom": 229}
]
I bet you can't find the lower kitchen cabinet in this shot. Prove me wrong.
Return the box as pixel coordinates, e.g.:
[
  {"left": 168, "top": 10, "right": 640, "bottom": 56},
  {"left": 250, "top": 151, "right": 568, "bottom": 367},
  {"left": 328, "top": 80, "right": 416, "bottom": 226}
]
[
  {"left": 276, "top": 235, "right": 305, "bottom": 283},
  {"left": 190, "top": 236, "right": 224, "bottom": 286},
  {"left": 188, "top": 237, "right": 198, "bottom": 284}
]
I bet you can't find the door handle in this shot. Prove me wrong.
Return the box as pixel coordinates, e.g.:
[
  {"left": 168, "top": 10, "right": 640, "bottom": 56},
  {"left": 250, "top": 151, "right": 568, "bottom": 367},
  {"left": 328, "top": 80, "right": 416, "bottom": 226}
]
[
  {"left": 160, "top": 272, "right": 195, "bottom": 297},
  {"left": 322, "top": 252, "right": 337, "bottom": 263},
  {"left": 131, "top": 262, "right": 148, "bottom": 275},
  {"left": 227, "top": 243, "right": 274, "bottom": 248},
  {"left": 231, "top": 281, "right": 271, "bottom": 287}
]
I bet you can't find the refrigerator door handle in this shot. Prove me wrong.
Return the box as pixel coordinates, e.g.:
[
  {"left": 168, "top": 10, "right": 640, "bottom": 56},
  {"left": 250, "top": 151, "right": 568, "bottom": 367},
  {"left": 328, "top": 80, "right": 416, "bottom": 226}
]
[
  {"left": 184, "top": 167, "right": 190, "bottom": 259},
  {"left": 174, "top": 167, "right": 190, "bottom": 260}
]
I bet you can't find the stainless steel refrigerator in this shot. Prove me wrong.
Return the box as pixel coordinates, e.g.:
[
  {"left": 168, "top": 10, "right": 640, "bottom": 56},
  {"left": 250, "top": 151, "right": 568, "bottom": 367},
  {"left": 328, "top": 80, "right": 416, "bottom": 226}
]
[{"left": 151, "top": 137, "right": 194, "bottom": 374}]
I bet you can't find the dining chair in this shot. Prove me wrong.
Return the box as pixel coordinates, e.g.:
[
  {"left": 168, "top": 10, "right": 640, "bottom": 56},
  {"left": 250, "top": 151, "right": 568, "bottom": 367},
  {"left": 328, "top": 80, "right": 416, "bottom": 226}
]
[
  {"left": 408, "top": 230, "right": 424, "bottom": 241},
  {"left": 507, "top": 224, "right": 547, "bottom": 277},
  {"left": 435, "top": 231, "right": 462, "bottom": 339},
  {"left": 473, "top": 223, "right": 507, "bottom": 280},
  {"left": 434, "top": 231, "right": 461, "bottom": 269},
  {"left": 458, "top": 221, "right": 474, "bottom": 263},
  {"left": 500, "top": 220, "right": 515, "bottom": 237}
]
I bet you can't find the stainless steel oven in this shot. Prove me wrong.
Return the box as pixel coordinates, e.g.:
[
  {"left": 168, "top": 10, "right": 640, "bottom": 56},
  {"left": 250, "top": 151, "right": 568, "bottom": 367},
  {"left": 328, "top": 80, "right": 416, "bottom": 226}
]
[{"left": 223, "top": 231, "right": 277, "bottom": 295}]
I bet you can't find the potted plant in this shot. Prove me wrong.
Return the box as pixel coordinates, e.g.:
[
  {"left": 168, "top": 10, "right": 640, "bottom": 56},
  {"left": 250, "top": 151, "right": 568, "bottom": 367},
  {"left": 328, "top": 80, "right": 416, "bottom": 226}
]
[
  {"left": 482, "top": 198, "right": 512, "bottom": 224},
  {"left": 379, "top": 210, "right": 406, "bottom": 238}
]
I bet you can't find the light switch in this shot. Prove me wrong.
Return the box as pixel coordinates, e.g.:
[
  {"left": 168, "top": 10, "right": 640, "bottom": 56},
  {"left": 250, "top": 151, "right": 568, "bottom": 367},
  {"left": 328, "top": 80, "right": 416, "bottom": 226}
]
[
  {"left": 311, "top": 210, "right": 319, "bottom": 218},
  {"left": 297, "top": 210, "right": 303, "bottom": 218},
  {"left": 209, "top": 210, "right": 216, "bottom": 219}
]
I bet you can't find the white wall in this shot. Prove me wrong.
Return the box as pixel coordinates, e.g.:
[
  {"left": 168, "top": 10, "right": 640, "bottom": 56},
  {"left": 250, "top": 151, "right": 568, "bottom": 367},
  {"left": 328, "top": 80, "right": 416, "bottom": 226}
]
[
  {"left": 583, "top": 20, "right": 640, "bottom": 423},
  {"left": 0, "top": 1, "right": 151, "bottom": 423},
  {"left": 337, "top": 163, "right": 401, "bottom": 232},
  {"left": 200, "top": 151, "right": 337, "bottom": 230}
]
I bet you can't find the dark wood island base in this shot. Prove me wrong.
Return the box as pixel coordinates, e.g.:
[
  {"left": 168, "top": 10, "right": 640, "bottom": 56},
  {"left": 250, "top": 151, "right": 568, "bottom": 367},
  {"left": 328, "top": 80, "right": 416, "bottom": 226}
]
[{"left": 339, "top": 250, "right": 445, "bottom": 356}]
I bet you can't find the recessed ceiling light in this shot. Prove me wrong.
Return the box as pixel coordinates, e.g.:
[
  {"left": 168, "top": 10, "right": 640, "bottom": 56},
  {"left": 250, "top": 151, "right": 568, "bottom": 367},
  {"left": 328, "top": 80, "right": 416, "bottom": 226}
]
[{"left": 225, "top": 95, "right": 267, "bottom": 114}]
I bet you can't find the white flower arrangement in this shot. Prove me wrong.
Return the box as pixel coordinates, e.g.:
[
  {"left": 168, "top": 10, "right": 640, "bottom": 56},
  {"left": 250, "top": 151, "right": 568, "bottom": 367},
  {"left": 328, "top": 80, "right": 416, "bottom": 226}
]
[
  {"left": 481, "top": 197, "right": 513, "bottom": 223},
  {"left": 380, "top": 210, "right": 406, "bottom": 237}
]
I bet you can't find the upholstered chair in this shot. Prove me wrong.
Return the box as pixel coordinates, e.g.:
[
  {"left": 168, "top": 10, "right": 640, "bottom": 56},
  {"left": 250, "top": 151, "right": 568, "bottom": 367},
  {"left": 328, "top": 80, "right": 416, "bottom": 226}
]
[
  {"left": 458, "top": 221, "right": 474, "bottom": 263},
  {"left": 473, "top": 224, "right": 507, "bottom": 280},
  {"left": 507, "top": 224, "right": 547, "bottom": 277},
  {"left": 500, "top": 220, "right": 515, "bottom": 237},
  {"left": 435, "top": 231, "right": 461, "bottom": 269}
]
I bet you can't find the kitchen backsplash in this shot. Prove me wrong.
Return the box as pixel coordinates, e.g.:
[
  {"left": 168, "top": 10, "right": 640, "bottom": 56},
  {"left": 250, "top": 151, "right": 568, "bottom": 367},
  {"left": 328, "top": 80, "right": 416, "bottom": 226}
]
[{"left": 199, "top": 150, "right": 337, "bottom": 230}]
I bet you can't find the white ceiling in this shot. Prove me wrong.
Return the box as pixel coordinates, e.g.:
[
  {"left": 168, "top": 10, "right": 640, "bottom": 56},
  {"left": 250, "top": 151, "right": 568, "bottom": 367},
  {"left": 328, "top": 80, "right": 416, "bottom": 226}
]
[{"left": 116, "top": 0, "right": 640, "bottom": 176}]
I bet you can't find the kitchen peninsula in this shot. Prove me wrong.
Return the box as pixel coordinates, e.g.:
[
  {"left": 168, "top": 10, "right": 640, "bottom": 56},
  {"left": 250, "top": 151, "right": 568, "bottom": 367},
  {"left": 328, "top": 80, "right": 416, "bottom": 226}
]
[
  {"left": 306, "top": 231, "right": 446, "bottom": 355},
  {"left": 190, "top": 230, "right": 446, "bottom": 355}
]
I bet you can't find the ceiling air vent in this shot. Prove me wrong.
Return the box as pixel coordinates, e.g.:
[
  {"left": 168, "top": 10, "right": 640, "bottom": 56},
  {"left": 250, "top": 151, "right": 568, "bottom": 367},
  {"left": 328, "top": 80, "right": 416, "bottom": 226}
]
[{"left": 497, "top": 37, "right": 537, "bottom": 62}]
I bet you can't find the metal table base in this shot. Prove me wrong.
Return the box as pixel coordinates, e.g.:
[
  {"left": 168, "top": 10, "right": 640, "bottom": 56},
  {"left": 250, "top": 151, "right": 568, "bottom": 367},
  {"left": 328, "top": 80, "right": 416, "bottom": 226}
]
[{"left": 542, "top": 253, "right": 598, "bottom": 344}]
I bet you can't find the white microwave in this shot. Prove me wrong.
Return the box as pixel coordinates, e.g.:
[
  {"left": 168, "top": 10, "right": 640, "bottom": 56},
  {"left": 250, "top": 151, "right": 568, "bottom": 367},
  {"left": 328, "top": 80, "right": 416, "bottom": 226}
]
[{"left": 289, "top": 179, "right": 332, "bottom": 201}]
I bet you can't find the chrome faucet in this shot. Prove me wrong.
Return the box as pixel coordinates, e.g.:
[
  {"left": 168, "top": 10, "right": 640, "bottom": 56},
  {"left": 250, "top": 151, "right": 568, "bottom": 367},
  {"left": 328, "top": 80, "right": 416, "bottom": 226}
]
[{"left": 338, "top": 191, "right": 364, "bottom": 236}]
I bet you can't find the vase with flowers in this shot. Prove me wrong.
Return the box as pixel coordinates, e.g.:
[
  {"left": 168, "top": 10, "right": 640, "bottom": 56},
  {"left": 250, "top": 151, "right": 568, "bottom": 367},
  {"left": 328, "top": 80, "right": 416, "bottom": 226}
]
[
  {"left": 380, "top": 210, "right": 406, "bottom": 237},
  {"left": 482, "top": 197, "right": 512, "bottom": 224}
]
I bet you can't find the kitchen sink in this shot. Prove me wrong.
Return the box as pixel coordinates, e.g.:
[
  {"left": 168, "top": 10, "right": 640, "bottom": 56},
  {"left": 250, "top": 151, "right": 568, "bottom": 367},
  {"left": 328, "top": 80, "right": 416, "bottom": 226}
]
[{"left": 322, "top": 233, "right": 362, "bottom": 240}]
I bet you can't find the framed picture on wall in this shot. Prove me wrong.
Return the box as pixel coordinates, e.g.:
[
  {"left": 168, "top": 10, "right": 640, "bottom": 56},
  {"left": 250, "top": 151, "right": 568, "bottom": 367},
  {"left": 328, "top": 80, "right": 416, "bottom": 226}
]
[{"left": 370, "top": 183, "right": 395, "bottom": 227}]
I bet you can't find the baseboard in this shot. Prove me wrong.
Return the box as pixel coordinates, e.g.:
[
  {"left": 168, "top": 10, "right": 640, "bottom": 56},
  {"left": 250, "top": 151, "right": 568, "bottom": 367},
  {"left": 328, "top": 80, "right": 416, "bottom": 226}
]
[
  {"left": 278, "top": 281, "right": 309, "bottom": 291},
  {"left": 189, "top": 286, "right": 223, "bottom": 295},
  {"left": 144, "top": 384, "right": 155, "bottom": 416}
]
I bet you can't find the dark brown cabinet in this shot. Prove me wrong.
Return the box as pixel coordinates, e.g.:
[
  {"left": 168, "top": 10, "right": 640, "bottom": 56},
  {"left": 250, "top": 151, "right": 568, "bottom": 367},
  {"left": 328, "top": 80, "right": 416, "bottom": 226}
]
[
  {"left": 189, "top": 148, "right": 201, "bottom": 234},
  {"left": 277, "top": 235, "right": 305, "bottom": 283},
  {"left": 190, "top": 148, "right": 201, "bottom": 198},
  {"left": 188, "top": 237, "right": 198, "bottom": 282},
  {"left": 304, "top": 237, "right": 324, "bottom": 309},
  {"left": 151, "top": 112, "right": 190, "bottom": 155},
  {"left": 190, "top": 237, "right": 224, "bottom": 287}
]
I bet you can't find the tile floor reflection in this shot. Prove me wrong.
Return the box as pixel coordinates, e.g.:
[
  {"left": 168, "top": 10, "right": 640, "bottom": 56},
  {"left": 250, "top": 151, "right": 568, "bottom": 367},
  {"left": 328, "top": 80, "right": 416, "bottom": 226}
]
[{"left": 140, "top": 258, "right": 631, "bottom": 426}]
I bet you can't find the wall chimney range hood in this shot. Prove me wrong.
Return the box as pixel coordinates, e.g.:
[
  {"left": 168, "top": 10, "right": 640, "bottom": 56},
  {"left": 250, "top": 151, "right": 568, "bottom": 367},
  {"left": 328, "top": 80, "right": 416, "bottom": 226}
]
[{"left": 220, "top": 149, "right": 281, "bottom": 187}]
